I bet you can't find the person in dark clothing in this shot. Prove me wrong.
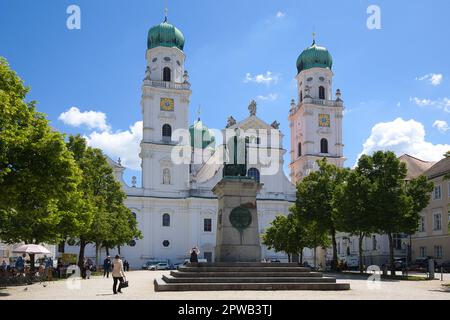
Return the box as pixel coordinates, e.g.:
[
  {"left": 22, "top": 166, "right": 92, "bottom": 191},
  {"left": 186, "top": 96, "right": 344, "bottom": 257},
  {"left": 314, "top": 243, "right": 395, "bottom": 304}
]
[
  {"left": 189, "top": 247, "right": 200, "bottom": 263},
  {"left": 103, "top": 256, "right": 111, "bottom": 278},
  {"left": 123, "top": 260, "right": 129, "bottom": 272}
]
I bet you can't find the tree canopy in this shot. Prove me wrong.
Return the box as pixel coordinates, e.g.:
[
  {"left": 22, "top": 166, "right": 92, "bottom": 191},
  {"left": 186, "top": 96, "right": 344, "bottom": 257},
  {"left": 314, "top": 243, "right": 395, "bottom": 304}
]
[{"left": 0, "top": 57, "right": 91, "bottom": 246}]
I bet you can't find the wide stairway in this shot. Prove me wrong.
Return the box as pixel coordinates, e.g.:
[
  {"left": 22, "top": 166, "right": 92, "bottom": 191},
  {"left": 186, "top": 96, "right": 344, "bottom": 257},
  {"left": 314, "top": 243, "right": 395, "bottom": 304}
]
[{"left": 154, "top": 262, "right": 350, "bottom": 291}]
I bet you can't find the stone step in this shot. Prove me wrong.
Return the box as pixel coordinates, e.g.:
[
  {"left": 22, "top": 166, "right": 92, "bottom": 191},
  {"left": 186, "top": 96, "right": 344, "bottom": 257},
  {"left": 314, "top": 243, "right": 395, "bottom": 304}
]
[
  {"left": 154, "top": 278, "right": 350, "bottom": 292},
  {"left": 170, "top": 271, "right": 324, "bottom": 278},
  {"left": 162, "top": 274, "right": 337, "bottom": 284},
  {"left": 180, "top": 266, "right": 311, "bottom": 273},
  {"left": 188, "top": 262, "right": 310, "bottom": 269}
]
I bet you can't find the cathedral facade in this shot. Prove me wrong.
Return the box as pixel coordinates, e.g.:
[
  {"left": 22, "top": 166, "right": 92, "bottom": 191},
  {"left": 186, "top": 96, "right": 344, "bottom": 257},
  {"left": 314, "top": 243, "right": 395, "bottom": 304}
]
[{"left": 65, "top": 17, "right": 345, "bottom": 269}]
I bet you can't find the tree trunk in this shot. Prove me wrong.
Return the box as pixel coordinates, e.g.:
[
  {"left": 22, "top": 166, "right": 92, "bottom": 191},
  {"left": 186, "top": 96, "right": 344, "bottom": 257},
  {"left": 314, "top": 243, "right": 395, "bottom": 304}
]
[
  {"left": 117, "top": 245, "right": 121, "bottom": 256},
  {"left": 387, "top": 233, "right": 395, "bottom": 276},
  {"left": 331, "top": 228, "right": 338, "bottom": 271},
  {"left": 287, "top": 254, "right": 291, "bottom": 262},
  {"left": 313, "top": 247, "right": 317, "bottom": 268},
  {"left": 95, "top": 242, "right": 100, "bottom": 270},
  {"left": 105, "top": 246, "right": 109, "bottom": 256},
  {"left": 358, "top": 233, "right": 364, "bottom": 274},
  {"left": 300, "top": 249, "right": 304, "bottom": 264},
  {"left": 58, "top": 240, "right": 66, "bottom": 254},
  {"left": 29, "top": 253, "right": 35, "bottom": 271},
  {"left": 78, "top": 239, "right": 86, "bottom": 270}
]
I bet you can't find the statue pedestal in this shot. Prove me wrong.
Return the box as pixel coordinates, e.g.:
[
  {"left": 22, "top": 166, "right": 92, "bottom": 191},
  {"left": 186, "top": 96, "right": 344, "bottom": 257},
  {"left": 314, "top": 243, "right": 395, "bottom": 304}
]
[{"left": 212, "top": 177, "right": 262, "bottom": 262}]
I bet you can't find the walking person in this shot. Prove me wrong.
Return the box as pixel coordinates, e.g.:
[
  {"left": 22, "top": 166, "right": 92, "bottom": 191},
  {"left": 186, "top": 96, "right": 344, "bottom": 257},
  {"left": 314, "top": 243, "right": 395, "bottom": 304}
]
[
  {"left": 15, "top": 254, "right": 25, "bottom": 275},
  {"left": 1, "top": 260, "right": 7, "bottom": 272},
  {"left": 103, "top": 256, "right": 111, "bottom": 278},
  {"left": 189, "top": 247, "right": 200, "bottom": 263},
  {"left": 85, "top": 258, "right": 92, "bottom": 279},
  {"left": 112, "top": 255, "right": 126, "bottom": 294}
]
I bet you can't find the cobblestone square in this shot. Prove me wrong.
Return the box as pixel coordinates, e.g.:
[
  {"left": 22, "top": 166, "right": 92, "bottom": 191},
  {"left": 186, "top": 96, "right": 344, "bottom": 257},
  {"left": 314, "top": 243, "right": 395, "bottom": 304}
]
[{"left": 1, "top": 271, "right": 450, "bottom": 300}]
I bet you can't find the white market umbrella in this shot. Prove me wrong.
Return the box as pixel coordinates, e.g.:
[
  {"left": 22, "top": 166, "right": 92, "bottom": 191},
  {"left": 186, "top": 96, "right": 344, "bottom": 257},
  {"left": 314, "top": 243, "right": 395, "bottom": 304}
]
[{"left": 13, "top": 244, "right": 51, "bottom": 255}]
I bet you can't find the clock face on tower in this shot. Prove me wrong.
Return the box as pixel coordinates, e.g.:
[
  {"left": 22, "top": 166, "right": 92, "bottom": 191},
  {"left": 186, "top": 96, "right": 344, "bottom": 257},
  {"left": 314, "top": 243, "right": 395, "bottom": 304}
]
[
  {"left": 318, "top": 114, "right": 331, "bottom": 127},
  {"left": 160, "top": 98, "right": 174, "bottom": 112}
]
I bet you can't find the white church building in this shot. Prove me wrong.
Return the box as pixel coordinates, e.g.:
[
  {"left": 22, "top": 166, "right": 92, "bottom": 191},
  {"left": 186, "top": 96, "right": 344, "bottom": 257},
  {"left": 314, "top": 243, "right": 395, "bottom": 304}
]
[{"left": 64, "top": 16, "right": 346, "bottom": 269}]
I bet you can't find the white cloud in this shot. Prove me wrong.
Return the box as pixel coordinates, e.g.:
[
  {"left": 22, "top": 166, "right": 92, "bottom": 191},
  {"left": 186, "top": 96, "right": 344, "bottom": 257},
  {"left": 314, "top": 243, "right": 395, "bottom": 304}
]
[
  {"left": 244, "top": 72, "right": 279, "bottom": 86},
  {"left": 84, "top": 121, "right": 143, "bottom": 171},
  {"left": 416, "top": 73, "right": 443, "bottom": 86},
  {"left": 59, "top": 107, "right": 110, "bottom": 131},
  {"left": 433, "top": 120, "right": 449, "bottom": 133},
  {"left": 256, "top": 94, "right": 278, "bottom": 101},
  {"left": 276, "top": 11, "right": 286, "bottom": 19},
  {"left": 410, "top": 97, "right": 450, "bottom": 113},
  {"left": 357, "top": 118, "right": 450, "bottom": 164}
]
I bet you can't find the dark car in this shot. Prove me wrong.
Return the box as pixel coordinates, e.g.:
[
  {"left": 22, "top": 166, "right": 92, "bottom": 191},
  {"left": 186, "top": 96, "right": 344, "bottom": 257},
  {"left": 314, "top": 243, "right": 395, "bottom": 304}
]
[
  {"left": 409, "top": 257, "right": 436, "bottom": 272},
  {"left": 438, "top": 261, "right": 450, "bottom": 273}
]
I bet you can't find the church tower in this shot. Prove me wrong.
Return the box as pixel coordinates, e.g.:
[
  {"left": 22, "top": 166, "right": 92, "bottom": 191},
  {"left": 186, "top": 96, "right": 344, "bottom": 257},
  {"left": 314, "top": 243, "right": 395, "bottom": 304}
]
[
  {"left": 289, "top": 37, "right": 345, "bottom": 183},
  {"left": 140, "top": 15, "right": 191, "bottom": 193}
]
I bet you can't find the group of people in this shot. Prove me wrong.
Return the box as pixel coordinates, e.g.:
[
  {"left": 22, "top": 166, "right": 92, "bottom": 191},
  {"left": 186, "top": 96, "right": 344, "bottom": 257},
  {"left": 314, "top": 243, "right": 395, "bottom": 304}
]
[{"left": 0, "top": 254, "right": 55, "bottom": 281}]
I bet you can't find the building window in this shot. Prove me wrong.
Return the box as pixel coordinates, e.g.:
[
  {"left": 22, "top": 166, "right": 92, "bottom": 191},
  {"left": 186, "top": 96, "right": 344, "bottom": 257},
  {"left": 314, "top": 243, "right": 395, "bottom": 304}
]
[
  {"left": 204, "top": 218, "right": 212, "bottom": 232},
  {"left": 162, "top": 124, "right": 172, "bottom": 142},
  {"left": 319, "top": 86, "right": 325, "bottom": 100},
  {"left": 393, "top": 234, "right": 403, "bottom": 250},
  {"left": 162, "top": 240, "right": 170, "bottom": 247},
  {"left": 419, "top": 247, "right": 427, "bottom": 258},
  {"left": 433, "top": 212, "right": 442, "bottom": 231},
  {"left": 128, "top": 240, "right": 136, "bottom": 247},
  {"left": 300, "top": 91, "right": 303, "bottom": 102},
  {"left": 372, "top": 235, "right": 377, "bottom": 251},
  {"left": 163, "top": 67, "right": 171, "bottom": 82},
  {"left": 248, "top": 168, "right": 260, "bottom": 183},
  {"left": 337, "top": 242, "right": 341, "bottom": 254},
  {"left": 435, "top": 245, "right": 443, "bottom": 259},
  {"left": 162, "top": 213, "right": 170, "bottom": 227},
  {"left": 433, "top": 185, "right": 441, "bottom": 200},
  {"left": 298, "top": 143, "right": 302, "bottom": 157},
  {"left": 320, "top": 138, "right": 328, "bottom": 154},
  {"left": 419, "top": 216, "right": 425, "bottom": 232},
  {"left": 162, "top": 168, "right": 171, "bottom": 185}
]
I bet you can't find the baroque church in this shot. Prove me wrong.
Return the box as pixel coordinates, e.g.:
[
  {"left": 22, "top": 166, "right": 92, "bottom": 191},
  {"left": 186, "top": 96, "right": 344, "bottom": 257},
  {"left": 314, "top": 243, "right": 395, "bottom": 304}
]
[{"left": 65, "top": 16, "right": 345, "bottom": 268}]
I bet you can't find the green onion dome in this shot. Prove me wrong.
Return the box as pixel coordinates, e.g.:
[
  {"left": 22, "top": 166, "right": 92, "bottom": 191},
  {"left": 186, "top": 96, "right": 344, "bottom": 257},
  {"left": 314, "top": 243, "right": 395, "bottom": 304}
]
[
  {"left": 189, "top": 119, "right": 215, "bottom": 149},
  {"left": 147, "top": 18, "right": 185, "bottom": 51},
  {"left": 296, "top": 40, "right": 333, "bottom": 74}
]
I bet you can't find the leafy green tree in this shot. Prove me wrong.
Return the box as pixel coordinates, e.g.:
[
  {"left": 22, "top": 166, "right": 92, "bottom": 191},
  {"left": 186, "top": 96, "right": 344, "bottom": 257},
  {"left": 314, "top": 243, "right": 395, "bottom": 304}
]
[
  {"left": 336, "top": 170, "right": 375, "bottom": 273},
  {"left": 262, "top": 214, "right": 308, "bottom": 262},
  {"left": 66, "top": 135, "right": 142, "bottom": 269},
  {"left": 292, "top": 158, "right": 348, "bottom": 271},
  {"left": 0, "top": 58, "right": 91, "bottom": 268},
  {"left": 357, "top": 151, "right": 433, "bottom": 275},
  {"left": 444, "top": 151, "right": 450, "bottom": 180}
]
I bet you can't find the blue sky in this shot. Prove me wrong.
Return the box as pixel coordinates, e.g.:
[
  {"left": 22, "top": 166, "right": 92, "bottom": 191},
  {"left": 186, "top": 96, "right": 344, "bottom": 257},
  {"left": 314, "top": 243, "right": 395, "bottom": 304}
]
[{"left": 1, "top": 0, "right": 449, "bottom": 185}]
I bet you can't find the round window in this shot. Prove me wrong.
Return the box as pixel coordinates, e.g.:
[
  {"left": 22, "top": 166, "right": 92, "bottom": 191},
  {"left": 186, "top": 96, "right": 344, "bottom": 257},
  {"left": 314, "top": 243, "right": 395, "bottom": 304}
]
[
  {"left": 129, "top": 240, "right": 136, "bottom": 247},
  {"left": 152, "top": 57, "right": 157, "bottom": 62},
  {"left": 162, "top": 240, "right": 170, "bottom": 247},
  {"left": 164, "top": 57, "right": 171, "bottom": 62}
]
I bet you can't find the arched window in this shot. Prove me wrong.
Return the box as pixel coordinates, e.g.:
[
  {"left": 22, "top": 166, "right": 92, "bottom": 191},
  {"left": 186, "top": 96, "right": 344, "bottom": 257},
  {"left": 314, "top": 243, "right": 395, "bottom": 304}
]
[
  {"left": 320, "top": 138, "right": 328, "bottom": 154},
  {"left": 319, "top": 86, "right": 325, "bottom": 100},
  {"left": 162, "top": 213, "right": 170, "bottom": 227},
  {"left": 131, "top": 212, "right": 137, "bottom": 220},
  {"left": 248, "top": 168, "right": 260, "bottom": 183},
  {"left": 163, "top": 67, "right": 171, "bottom": 82},
  {"left": 298, "top": 143, "right": 302, "bottom": 157},
  {"left": 162, "top": 124, "right": 172, "bottom": 142}
]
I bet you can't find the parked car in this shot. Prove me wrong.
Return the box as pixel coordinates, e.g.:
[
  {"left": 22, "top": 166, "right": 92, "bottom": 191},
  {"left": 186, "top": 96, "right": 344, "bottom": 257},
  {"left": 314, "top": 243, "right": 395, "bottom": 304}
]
[
  {"left": 154, "top": 262, "right": 170, "bottom": 270},
  {"left": 438, "top": 261, "right": 450, "bottom": 273},
  {"left": 408, "top": 257, "right": 437, "bottom": 272},
  {"left": 142, "top": 259, "right": 170, "bottom": 270}
]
